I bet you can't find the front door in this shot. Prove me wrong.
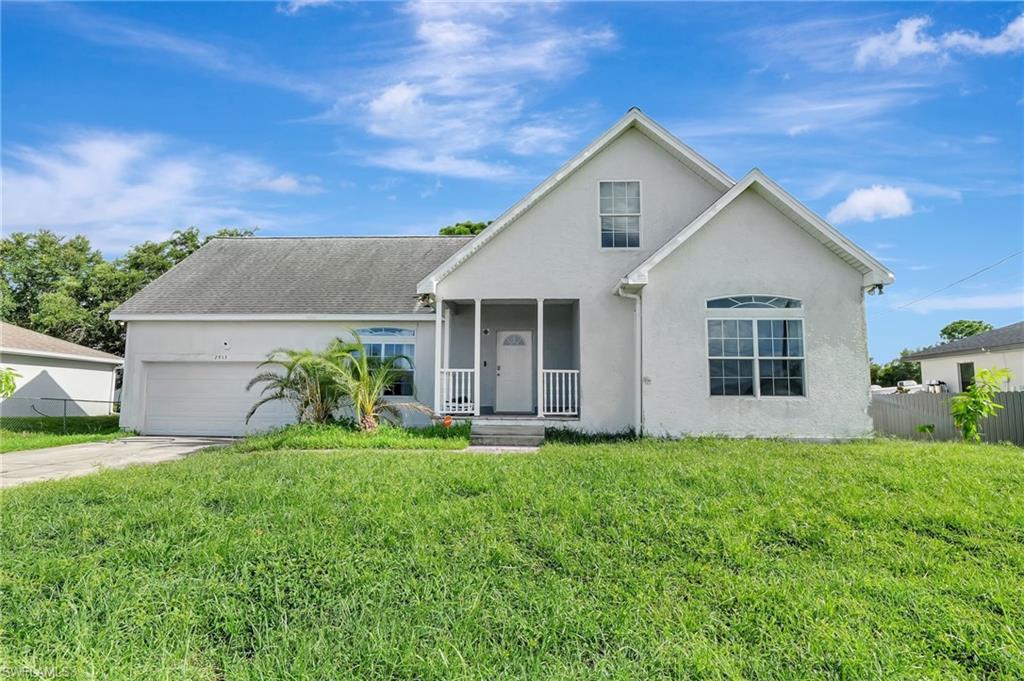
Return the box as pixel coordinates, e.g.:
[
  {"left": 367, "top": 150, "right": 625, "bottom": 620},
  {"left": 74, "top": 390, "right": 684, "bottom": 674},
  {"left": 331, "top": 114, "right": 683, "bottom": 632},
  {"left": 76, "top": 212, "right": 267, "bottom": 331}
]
[{"left": 496, "top": 330, "right": 533, "bottom": 413}]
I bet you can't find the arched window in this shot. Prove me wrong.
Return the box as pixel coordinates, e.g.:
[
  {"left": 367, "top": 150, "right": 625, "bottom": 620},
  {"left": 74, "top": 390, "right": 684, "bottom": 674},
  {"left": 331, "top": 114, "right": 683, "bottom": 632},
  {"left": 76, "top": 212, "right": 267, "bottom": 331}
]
[
  {"left": 706, "top": 295, "right": 801, "bottom": 309},
  {"left": 503, "top": 334, "right": 527, "bottom": 346},
  {"left": 354, "top": 327, "right": 415, "bottom": 337}
]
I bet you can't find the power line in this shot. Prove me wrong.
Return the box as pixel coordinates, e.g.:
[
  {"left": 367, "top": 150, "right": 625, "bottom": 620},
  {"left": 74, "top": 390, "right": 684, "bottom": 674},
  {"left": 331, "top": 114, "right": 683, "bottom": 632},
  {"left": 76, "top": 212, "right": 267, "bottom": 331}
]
[{"left": 896, "top": 249, "right": 1024, "bottom": 310}]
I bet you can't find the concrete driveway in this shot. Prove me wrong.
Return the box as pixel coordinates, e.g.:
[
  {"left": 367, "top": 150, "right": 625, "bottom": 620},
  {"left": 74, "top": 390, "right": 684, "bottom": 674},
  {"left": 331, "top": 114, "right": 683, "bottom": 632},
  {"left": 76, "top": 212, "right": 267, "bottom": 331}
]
[{"left": 1, "top": 437, "right": 231, "bottom": 488}]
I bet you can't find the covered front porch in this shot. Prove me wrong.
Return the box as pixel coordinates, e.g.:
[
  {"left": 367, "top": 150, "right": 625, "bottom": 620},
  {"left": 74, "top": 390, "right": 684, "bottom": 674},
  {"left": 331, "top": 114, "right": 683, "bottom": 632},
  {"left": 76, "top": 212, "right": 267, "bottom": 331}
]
[{"left": 433, "top": 298, "right": 580, "bottom": 418}]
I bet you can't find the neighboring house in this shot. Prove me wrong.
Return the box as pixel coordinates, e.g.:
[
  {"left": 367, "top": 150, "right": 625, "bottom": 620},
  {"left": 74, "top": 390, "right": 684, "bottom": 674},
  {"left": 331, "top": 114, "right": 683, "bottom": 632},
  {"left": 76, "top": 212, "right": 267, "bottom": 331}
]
[
  {"left": 905, "top": 322, "right": 1024, "bottom": 392},
  {"left": 112, "top": 108, "right": 893, "bottom": 439},
  {"left": 0, "top": 322, "right": 123, "bottom": 417}
]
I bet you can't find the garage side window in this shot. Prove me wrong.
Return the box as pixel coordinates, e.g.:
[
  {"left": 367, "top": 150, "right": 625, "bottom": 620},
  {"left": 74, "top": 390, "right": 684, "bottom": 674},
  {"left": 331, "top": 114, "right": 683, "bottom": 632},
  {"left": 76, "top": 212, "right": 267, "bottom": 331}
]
[{"left": 365, "top": 342, "right": 415, "bottom": 396}]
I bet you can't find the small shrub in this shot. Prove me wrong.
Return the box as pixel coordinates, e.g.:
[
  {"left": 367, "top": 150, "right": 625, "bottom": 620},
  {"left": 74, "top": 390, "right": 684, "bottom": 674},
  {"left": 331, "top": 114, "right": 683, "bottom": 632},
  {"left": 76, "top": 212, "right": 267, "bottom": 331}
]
[{"left": 950, "top": 368, "right": 1012, "bottom": 443}]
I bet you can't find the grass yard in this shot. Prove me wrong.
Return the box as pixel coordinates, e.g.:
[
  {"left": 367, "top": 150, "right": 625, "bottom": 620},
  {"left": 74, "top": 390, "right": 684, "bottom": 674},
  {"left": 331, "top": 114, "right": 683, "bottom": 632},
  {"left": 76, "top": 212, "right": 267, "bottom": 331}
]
[
  {"left": 0, "top": 415, "right": 123, "bottom": 454},
  {"left": 1, "top": 438, "right": 1022, "bottom": 679},
  {"left": 229, "top": 422, "right": 471, "bottom": 452}
]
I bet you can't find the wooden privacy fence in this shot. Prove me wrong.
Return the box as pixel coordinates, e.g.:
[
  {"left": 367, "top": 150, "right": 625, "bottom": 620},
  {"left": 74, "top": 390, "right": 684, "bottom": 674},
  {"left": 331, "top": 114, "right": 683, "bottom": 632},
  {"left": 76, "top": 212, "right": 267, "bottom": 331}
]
[{"left": 870, "top": 391, "right": 1024, "bottom": 446}]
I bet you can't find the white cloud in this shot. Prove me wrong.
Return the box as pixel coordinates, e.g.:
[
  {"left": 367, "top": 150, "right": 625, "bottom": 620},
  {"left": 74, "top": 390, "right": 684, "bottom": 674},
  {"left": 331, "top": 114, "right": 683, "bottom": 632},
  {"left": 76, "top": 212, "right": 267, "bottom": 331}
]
[
  {"left": 900, "top": 290, "right": 1024, "bottom": 314},
  {"left": 1, "top": 131, "right": 318, "bottom": 252},
  {"left": 368, "top": 149, "right": 514, "bottom": 180},
  {"left": 827, "top": 185, "right": 914, "bottom": 223},
  {"left": 277, "top": 0, "right": 332, "bottom": 16},
  {"left": 341, "top": 1, "right": 615, "bottom": 177},
  {"left": 856, "top": 13, "right": 1024, "bottom": 68},
  {"left": 786, "top": 123, "right": 814, "bottom": 137}
]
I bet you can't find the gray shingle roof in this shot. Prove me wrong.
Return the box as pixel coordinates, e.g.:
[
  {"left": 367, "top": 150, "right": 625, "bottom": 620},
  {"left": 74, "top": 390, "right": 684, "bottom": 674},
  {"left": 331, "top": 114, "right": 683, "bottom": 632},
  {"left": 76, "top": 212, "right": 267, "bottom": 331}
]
[
  {"left": 112, "top": 236, "right": 472, "bottom": 316},
  {"left": 0, "top": 322, "right": 122, "bottom": 362},
  {"left": 905, "top": 321, "right": 1024, "bottom": 360}
]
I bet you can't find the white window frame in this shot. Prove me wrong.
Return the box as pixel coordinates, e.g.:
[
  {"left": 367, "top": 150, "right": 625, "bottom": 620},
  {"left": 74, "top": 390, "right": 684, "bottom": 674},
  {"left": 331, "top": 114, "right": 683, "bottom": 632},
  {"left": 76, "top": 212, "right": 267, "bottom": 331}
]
[
  {"left": 598, "top": 180, "right": 642, "bottom": 250},
  {"left": 705, "top": 315, "right": 807, "bottom": 399}
]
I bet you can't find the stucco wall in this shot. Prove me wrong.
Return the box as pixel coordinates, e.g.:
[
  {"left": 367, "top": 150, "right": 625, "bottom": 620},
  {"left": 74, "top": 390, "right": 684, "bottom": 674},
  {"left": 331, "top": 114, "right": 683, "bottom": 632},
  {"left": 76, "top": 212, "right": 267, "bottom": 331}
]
[
  {"left": 119, "top": 319, "right": 437, "bottom": 432},
  {"left": 437, "top": 128, "right": 723, "bottom": 431},
  {"left": 641, "top": 188, "right": 874, "bottom": 439},
  {"left": 918, "top": 348, "right": 1024, "bottom": 392},
  {"left": 0, "top": 352, "right": 118, "bottom": 417}
]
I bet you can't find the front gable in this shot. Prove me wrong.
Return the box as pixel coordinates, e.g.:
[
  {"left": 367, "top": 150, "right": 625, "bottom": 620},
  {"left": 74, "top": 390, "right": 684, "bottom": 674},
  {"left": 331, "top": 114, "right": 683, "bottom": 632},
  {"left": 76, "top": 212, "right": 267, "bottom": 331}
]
[
  {"left": 623, "top": 169, "right": 894, "bottom": 291},
  {"left": 417, "top": 108, "right": 733, "bottom": 296}
]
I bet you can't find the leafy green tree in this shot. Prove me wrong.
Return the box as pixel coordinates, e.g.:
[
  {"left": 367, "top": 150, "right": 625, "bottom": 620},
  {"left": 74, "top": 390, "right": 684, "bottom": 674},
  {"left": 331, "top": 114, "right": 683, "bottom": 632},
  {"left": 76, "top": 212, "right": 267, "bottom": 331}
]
[
  {"left": 0, "top": 367, "right": 20, "bottom": 398},
  {"left": 439, "top": 220, "right": 490, "bottom": 236},
  {"left": 1, "top": 227, "right": 255, "bottom": 355},
  {"left": 939, "top": 319, "right": 993, "bottom": 342},
  {"left": 951, "top": 368, "right": 1012, "bottom": 443},
  {"left": 870, "top": 350, "right": 922, "bottom": 387}
]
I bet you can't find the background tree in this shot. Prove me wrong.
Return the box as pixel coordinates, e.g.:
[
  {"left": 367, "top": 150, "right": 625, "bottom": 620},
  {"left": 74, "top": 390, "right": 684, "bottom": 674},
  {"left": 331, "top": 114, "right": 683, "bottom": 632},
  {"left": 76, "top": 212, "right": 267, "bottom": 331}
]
[
  {"left": 439, "top": 220, "right": 491, "bottom": 236},
  {"left": 939, "top": 319, "right": 994, "bottom": 343},
  {"left": 1, "top": 226, "right": 256, "bottom": 355},
  {"left": 870, "top": 350, "right": 922, "bottom": 387}
]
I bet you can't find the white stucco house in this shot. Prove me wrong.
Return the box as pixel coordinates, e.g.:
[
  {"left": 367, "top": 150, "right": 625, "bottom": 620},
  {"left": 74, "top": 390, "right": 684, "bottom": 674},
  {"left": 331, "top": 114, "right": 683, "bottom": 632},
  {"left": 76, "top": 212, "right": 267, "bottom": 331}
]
[
  {"left": 905, "top": 322, "right": 1023, "bottom": 392},
  {"left": 111, "top": 108, "right": 893, "bottom": 439},
  {"left": 0, "top": 322, "right": 123, "bottom": 417}
]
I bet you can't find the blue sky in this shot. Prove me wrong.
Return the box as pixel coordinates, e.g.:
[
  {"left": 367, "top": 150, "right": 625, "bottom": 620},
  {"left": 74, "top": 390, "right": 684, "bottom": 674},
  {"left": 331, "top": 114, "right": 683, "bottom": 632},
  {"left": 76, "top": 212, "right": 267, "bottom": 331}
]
[{"left": 2, "top": 1, "right": 1022, "bottom": 360}]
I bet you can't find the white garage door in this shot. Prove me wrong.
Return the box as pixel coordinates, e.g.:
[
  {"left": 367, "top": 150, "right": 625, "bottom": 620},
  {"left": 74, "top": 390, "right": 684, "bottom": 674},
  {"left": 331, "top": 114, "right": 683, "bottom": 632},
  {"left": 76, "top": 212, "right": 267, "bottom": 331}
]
[{"left": 143, "top": 362, "right": 294, "bottom": 436}]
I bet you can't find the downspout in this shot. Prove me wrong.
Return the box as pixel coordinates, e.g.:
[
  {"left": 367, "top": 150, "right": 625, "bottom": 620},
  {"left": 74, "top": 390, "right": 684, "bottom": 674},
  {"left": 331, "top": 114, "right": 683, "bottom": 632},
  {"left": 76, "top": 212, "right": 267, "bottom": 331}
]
[{"left": 617, "top": 287, "right": 644, "bottom": 436}]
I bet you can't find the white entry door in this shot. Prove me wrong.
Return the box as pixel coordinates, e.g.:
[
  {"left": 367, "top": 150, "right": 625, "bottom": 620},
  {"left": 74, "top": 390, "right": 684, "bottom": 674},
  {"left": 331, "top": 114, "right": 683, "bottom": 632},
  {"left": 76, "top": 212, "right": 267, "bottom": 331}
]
[{"left": 496, "top": 330, "right": 533, "bottom": 413}]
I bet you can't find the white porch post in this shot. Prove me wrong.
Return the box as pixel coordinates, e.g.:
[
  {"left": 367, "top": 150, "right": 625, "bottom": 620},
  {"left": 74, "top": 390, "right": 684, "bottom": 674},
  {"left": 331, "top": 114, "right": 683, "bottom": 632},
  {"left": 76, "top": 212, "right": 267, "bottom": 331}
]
[
  {"left": 536, "top": 298, "right": 544, "bottom": 418},
  {"left": 473, "top": 298, "right": 482, "bottom": 416},
  {"left": 443, "top": 307, "right": 451, "bottom": 370},
  {"left": 433, "top": 295, "right": 443, "bottom": 414}
]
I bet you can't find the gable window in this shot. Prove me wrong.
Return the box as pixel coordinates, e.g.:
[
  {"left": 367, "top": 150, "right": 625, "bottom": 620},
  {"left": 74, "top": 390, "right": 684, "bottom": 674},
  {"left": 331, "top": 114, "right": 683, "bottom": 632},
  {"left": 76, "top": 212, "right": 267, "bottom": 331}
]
[
  {"left": 707, "top": 318, "right": 805, "bottom": 397},
  {"left": 599, "top": 181, "right": 640, "bottom": 248}
]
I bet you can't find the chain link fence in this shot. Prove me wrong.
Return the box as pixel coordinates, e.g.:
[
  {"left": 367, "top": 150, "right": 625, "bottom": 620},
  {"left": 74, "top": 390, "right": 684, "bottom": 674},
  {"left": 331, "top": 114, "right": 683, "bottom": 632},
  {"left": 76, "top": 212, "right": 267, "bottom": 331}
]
[{"left": 0, "top": 397, "right": 121, "bottom": 434}]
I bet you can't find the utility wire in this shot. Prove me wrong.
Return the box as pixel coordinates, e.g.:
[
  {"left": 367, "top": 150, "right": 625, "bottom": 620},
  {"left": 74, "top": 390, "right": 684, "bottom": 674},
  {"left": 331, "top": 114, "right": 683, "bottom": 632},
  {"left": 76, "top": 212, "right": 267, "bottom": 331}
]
[{"left": 896, "top": 249, "right": 1024, "bottom": 310}]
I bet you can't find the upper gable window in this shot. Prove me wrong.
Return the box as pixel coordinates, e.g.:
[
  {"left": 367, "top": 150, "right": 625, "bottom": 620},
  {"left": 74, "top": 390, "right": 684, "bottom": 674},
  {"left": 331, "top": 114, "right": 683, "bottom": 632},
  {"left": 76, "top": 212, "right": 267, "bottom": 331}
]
[{"left": 599, "top": 181, "right": 640, "bottom": 248}]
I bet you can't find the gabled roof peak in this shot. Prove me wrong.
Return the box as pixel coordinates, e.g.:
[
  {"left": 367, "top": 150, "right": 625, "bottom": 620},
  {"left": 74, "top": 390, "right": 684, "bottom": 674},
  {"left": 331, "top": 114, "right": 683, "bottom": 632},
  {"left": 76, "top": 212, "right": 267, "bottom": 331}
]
[
  {"left": 622, "top": 168, "right": 894, "bottom": 290},
  {"left": 416, "top": 108, "right": 733, "bottom": 294}
]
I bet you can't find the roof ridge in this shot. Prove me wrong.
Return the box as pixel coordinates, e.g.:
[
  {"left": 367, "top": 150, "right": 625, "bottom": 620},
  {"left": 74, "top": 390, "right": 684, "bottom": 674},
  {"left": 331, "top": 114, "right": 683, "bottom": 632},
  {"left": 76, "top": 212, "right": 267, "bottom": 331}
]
[{"left": 210, "top": 234, "right": 474, "bottom": 241}]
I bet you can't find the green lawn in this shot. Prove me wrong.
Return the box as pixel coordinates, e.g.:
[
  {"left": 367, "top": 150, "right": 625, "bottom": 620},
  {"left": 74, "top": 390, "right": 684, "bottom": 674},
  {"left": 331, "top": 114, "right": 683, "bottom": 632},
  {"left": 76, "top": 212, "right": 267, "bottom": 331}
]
[
  {"left": 1, "top": 438, "right": 1022, "bottom": 679},
  {"left": 0, "top": 415, "right": 123, "bottom": 454},
  {"left": 229, "top": 422, "right": 471, "bottom": 452}
]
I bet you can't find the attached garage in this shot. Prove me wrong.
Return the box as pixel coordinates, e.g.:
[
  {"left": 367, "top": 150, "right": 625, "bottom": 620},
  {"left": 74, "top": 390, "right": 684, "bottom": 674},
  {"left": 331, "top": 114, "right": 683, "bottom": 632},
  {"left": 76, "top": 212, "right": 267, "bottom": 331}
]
[
  {"left": 142, "top": 362, "right": 293, "bottom": 436},
  {"left": 111, "top": 236, "right": 461, "bottom": 437}
]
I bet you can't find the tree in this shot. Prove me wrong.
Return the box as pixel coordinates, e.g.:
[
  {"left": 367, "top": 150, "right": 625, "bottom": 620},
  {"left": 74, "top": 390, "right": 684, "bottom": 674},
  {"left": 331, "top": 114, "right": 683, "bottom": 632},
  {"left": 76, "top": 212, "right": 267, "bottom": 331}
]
[
  {"left": 951, "top": 368, "right": 1012, "bottom": 443},
  {"left": 246, "top": 348, "right": 350, "bottom": 425},
  {"left": 1, "top": 227, "right": 255, "bottom": 355},
  {"left": 939, "top": 320, "right": 993, "bottom": 343},
  {"left": 439, "top": 220, "right": 490, "bottom": 236},
  {"left": 326, "top": 336, "right": 412, "bottom": 431},
  {"left": 245, "top": 335, "right": 414, "bottom": 431},
  {"left": 870, "top": 350, "right": 922, "bottom": 387},
  {"left": 0, "top": 367, "right": 20, "bottom": 398}
]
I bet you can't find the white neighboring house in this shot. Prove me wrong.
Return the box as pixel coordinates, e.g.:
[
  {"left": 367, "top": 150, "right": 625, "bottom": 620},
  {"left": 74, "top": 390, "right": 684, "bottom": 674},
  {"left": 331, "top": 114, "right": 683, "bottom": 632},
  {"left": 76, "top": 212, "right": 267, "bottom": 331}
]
[
  {"left": 905, "top": 322, "right": 1024, "bottom": 392},
  {"left": 0, "top": 322, "right": 123, "bottom": 417},
  {"left": 112, "top": 108, "right": 894, "bottom": 439}
]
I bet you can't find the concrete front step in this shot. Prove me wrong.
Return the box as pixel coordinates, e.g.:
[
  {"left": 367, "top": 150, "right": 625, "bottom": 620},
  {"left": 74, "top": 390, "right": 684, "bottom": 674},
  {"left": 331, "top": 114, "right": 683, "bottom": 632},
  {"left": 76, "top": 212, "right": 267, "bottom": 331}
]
[
  {"left": 471, "top": 424, "right": 545, "bottom": 437},
  {"left": 469, "top": 422, "right": 545, "bottom": 447},
  {"left": 470, "top": 434, "right": 545, "bottom": 447}
]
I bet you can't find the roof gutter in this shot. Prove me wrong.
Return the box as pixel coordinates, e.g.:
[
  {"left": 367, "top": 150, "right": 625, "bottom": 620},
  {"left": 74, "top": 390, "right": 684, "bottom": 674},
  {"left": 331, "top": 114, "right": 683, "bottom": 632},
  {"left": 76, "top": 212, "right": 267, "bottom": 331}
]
[{"left": 0, "top": 348, "right": 123, "bottom": 365}]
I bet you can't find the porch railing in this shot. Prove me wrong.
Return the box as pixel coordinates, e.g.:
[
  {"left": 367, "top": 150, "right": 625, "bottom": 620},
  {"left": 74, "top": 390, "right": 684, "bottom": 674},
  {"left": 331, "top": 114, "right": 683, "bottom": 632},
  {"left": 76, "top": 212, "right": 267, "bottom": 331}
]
[
  {"left": 543, "top": 369, "right": 579, "bottom": 416},
  {"left": 440, "top": 368, "right": 476, "bottom": 414}
]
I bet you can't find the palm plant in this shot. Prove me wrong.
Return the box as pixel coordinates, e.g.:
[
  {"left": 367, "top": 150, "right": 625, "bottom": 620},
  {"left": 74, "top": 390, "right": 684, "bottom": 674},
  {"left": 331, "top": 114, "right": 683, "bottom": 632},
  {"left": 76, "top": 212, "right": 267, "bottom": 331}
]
[
  {"left": 325, "top": 336, "right": 413, "bottom": 432},
  {"left": 246, "top": 348, "right": 348, "bottom": 424}
]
